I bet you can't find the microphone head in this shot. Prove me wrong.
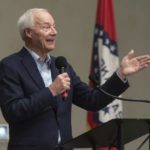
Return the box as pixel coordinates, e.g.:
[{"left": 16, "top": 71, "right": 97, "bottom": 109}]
[{"left": 55, "top": 56, "right": 67, "bottom": 69}]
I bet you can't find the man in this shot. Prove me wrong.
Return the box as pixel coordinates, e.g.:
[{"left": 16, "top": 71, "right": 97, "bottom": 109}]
[{"left": 0, "top": 8, "right": 150, "bottom": 150}]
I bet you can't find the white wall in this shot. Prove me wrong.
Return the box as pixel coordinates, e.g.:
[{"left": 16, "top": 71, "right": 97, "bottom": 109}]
[{"left": 0, "top": 0, "right": 150, "bottom": 149}]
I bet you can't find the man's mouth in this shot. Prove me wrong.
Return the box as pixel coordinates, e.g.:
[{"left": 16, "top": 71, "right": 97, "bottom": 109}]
[{"left": 46, "top": 39, "right": 55, "bottom": 42}]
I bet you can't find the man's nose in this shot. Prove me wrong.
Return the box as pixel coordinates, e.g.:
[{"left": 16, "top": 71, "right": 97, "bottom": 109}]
[{"left": 50, "top": 26, "right": 57, "bottom": 35}]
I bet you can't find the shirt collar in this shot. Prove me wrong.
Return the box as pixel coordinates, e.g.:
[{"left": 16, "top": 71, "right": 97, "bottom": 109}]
[{"left": 24, "top": 46, "right": 51, "bottom": 65}]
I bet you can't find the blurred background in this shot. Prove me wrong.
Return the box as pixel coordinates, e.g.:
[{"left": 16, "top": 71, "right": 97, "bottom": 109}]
[{"left": 0, "top": 0, "right": 150, "bottom": 149}]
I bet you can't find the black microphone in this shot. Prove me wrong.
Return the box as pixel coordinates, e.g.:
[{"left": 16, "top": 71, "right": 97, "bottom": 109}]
[
  {"left": 89, "top": 74, "right": 150, "bottom": 103},
  {"left": 55, "top": 56, "right": 68, "bottom": 101}
]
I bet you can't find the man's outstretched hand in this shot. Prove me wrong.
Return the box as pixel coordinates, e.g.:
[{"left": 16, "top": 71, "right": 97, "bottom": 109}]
[{"left": 117, "top": 50, "right": 150, "bottom": 80}]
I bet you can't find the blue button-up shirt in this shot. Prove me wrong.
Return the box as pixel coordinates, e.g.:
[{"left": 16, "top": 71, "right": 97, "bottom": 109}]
[
  {"left": 25, "top": 46, "right": 61, "bottom": 143},
  {"left": 25, "top": 46, "right": 52, "bottom": 87}
]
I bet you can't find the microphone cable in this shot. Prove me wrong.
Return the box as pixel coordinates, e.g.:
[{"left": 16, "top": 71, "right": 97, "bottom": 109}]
[{"left": 89, "top": 74, "right": 150, "bottom": 103}]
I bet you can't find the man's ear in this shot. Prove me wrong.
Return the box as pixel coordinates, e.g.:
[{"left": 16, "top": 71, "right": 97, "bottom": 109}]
[{"left": 24, "top": 28, "right": 32, "bottom": 39}]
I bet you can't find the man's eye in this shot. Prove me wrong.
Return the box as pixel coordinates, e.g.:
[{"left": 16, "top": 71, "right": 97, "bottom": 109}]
[{"left": 44, "top": 26, "right": 50, "bottom": 29}]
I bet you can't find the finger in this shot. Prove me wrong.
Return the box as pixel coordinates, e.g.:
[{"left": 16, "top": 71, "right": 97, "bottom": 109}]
[
  {"left": 138, "top": 64, "right": 148, "bottom": 71},
  {"left": 127, "top": 49, "right": 134, "bottom": 59},
  {"left": 64, "top": 77, "right": 70, "bottom": 83},
  {"left": 61, "top": 72, "right": 69, "bottom": 78},
  {"left": 63, "top": 81, "right": 70, "bottom": 90},
  {"left": 136, "top": 55, "right": 150, "bottom": 61},
  {"left": 137, "top": 56, "right": 150, "bottom": 65},
  {"left": 57, "top": 73, "right": 69, "bottom": 81},
  {"left": 139, "top": 60, "right": 150, "bottom": 67},
  {"left": 62, "top": 76, "right": 70, "bottom": 88},
  {"left": 61, "top": 75, "right": 70, "bottom": 84},
  {"left": 65, "top": 84, "right": 70, "bottom": 90},
  {"left": 137, "top": 57, "right": 150, "bottom": 69}
]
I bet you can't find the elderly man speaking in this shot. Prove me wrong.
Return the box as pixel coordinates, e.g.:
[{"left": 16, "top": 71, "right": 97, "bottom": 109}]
[{"left": 0, "top": 8, "right": 150, "bottom": 150}]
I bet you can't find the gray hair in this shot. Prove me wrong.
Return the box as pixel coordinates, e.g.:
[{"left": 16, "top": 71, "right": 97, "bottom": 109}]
[{"left": 17, "top": 8, "right": 49, "bottom": 41}]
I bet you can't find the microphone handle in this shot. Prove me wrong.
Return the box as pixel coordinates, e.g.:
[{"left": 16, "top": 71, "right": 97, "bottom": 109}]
[
  {"left": 62, "top": 92, "right": 68, "bottom": 101},
  {"left": 59, "top": 67, "right": 65, "bottom": 74},
  {"left": 59, "top": 67, "right": 68, "bottom": 101}
]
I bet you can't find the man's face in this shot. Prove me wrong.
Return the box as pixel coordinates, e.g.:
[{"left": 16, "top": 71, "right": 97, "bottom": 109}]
[{"left": 27, "top": 11, "right": 57, "bottom": 53}]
